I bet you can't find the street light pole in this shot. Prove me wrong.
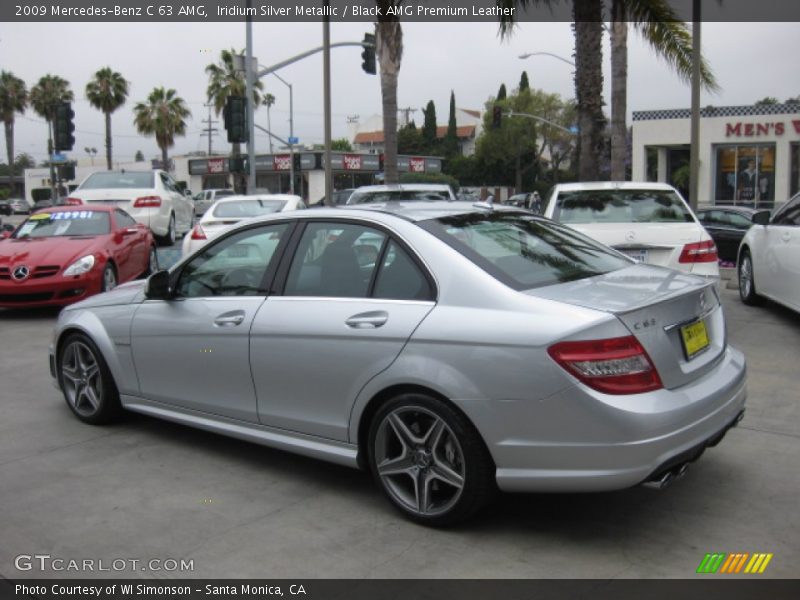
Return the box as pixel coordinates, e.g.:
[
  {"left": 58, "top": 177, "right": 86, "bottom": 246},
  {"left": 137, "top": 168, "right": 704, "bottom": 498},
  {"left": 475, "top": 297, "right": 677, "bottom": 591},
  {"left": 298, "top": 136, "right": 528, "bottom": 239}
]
[
  {"left": 245, "top": 0, "right": 256, "bottom": 193},
  {"left": 519, "top": 51, "right": 575, "bottom": 67},
  {"left": 689, "top": 1, "right": 701, "bottom": 210},
  {"left": 272, "top": 72, "right": 295, "bottom": 195},
  {"left": 323, "top": 4, "right": 333, "bottom": 206}
]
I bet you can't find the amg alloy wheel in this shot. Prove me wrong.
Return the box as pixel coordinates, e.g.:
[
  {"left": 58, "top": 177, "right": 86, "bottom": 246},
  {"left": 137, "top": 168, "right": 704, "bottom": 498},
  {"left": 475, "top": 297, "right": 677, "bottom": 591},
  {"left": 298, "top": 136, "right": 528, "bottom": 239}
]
[
  {"left": 738, "top": 251, "right": 763, "bottom": 306},
  {"left": 59, "top": 334, "right": 121, "bottom": 424},
  {"left": 368, "top": 394, "right": 494, "bottom": 526}
]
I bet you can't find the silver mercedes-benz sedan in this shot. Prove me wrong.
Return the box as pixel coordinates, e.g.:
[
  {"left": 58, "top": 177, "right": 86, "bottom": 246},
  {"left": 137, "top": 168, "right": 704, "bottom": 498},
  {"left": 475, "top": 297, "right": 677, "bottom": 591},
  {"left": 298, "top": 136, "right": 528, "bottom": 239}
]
[{"left": 49, "top": 202, "right": 747, "bottom": 526}]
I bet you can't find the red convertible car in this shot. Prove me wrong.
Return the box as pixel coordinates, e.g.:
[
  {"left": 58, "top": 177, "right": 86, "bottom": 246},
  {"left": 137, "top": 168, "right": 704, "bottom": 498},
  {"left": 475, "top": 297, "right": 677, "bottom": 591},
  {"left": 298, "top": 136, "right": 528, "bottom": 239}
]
[{"left": 0, "top": 206, "right": 157, "bottom": 308}]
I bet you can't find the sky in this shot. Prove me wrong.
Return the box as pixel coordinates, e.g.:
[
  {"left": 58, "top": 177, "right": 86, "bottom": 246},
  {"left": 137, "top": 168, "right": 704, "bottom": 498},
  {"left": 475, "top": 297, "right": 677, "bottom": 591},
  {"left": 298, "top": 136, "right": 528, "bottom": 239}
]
[{"left": 1, "top": 21, "right": 798, "bottom": 165}]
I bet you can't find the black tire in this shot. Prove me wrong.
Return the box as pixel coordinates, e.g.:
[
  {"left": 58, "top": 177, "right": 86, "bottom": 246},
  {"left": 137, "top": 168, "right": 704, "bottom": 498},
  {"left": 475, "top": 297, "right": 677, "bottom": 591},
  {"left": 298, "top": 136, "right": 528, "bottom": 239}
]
[
  {"left": 157, "top": 213, "right": 176, "bottom": 246},
  {"left": 101, "top": 263, "right": 117, "bottom": 292},
  {"left": 57, "top": 333, "right": 122, "bottom": 425},
  {"left": 738, "top": 249, "right": 764, "bottom": 306},
  {"left": 142, "top": 245, "right": 159, "bottom": 278},
  {"left": 367, "top": 393, "right": 495, "bottom": 527}
]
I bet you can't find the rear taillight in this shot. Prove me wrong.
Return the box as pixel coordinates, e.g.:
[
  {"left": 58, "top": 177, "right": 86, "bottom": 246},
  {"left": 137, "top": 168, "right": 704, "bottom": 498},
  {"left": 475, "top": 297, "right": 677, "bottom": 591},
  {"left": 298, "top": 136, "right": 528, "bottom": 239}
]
[
  {"left": 133, "top": 195, "right": 162, "bottom": 208},
  {"left": 65, "top": 197, "right": 82, "bottom": 206},
  {"left": 679, "top": 240, "right": 718, "bottom": 263},
  {"left": 548, "top": 335, "right": 663, "bottom": 395},
  {"left": 190, "top": 224, "right": 206, "bottom": 240}
]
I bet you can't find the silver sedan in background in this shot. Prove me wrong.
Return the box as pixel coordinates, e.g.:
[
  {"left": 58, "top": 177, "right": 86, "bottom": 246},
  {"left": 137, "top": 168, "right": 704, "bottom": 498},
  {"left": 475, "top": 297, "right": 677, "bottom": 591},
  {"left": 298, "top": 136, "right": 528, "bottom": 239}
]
[{"left": 49, "top": 202, "right": 746, "bottom": 526}]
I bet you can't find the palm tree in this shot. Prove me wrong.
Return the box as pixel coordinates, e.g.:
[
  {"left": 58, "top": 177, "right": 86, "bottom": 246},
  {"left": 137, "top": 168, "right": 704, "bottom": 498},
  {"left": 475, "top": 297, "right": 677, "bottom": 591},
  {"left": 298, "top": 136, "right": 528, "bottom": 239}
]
[
  {"left": 29, "top": 74, "right": 73, "bottom": 196},
  {"left": 132, "top": 87, "right": 191, "bottom": 170},
  {"left": 609, "top": 0, "right": 718, "bottom": 180},
  {"left": 85, "top": 67, "right": 129, "bottom": 170},
  {"left": 500, "top": 0, "right": 718, "bottom": 181},
  {"left": 205, "top": 48, "right": 264, "bottom": 192},
  {"left": 0, "top": 71, "right": 28, "bottom": 195},
  {"left": 262, "top": 93, "right": 275, "bottom": 153},
  {"left": 374, "top": 3, "right": 403, "bottom": 186}
]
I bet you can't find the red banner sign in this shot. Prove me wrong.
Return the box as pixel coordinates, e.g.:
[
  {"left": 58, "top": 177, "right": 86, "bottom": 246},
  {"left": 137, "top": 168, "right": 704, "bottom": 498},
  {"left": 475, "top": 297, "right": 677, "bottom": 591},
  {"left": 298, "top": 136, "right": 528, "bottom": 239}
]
[
  {"left": 343, "top": 154, "right": 362, "bottom": 171},
  {"left": 273, "top": 155, "right": 291, "bottom": 171},
  {"left": 409, "top": 157, "right": 425, "bottom": 173},
  {"left": 208, "top": 158, "right": 224, "bottom": 173}
]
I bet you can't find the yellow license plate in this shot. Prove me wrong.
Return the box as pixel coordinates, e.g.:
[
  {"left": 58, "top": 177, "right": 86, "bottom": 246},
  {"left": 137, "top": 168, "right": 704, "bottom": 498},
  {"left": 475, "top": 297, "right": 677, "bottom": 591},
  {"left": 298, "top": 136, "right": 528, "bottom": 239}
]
[{"left": 680, "top": 320, "right": 710, "bottom": 359}]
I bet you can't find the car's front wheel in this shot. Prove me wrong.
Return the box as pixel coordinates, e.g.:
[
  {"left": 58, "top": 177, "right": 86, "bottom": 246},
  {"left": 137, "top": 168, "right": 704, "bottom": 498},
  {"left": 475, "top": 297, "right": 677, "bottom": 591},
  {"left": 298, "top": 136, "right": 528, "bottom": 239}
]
[
  {"left": 368, "top": 393, "right": 495, "bottom": 526},
  {"left": 142, "top": 246, "right": 159, "bottom": 278},
  {"left": 738, "top": 249, "right": 764, "bottom": 306},
  {"left": 58, "top": 334, "right": 121, "bottom": 425}
]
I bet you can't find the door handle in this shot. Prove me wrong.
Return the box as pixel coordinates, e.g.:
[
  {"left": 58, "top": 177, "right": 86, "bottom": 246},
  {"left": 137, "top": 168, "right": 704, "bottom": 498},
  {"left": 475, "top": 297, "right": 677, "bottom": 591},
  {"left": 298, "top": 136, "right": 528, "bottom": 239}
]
[
  {"left": 345, "top": 311, "right": 388, "bottom": 329},
  {"left": 214, "top": 311, "right": 246, "bottom": 327}
]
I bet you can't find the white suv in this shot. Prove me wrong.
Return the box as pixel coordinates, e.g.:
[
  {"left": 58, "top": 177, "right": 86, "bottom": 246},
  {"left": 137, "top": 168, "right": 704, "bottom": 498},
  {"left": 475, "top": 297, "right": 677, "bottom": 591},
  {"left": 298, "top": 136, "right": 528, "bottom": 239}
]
[
  {"left": 68, "top": 170, "right": 194, "bottom": 246},
  {"left": 543, "top": 182, "right": 719, "bottom": 280}
]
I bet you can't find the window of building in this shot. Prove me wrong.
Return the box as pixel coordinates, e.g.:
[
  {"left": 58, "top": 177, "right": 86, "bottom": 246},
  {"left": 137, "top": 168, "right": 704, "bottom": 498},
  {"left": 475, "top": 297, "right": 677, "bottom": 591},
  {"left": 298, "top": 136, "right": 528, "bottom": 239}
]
[
  {"left": 714, "top": 144, "right": 775, "bottom": 207},
  {"left": 791, "top": 143, "right": 800, "bottom": 198}
]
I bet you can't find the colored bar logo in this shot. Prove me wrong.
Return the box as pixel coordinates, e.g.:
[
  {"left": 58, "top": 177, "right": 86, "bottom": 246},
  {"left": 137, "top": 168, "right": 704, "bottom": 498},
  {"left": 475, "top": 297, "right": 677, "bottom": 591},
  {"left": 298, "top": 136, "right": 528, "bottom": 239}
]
[{"left": 697, "top": 553, "right": 773, "bottom": 574}]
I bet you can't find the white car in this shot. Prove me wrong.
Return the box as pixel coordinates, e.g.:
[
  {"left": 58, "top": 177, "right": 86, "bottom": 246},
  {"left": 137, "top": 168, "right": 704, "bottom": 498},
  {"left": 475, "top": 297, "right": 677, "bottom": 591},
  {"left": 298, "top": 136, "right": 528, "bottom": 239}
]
[
  {"left": 67, "top": 170, "right": 194, "bottom": 246},
  {"left": 346, "top": 184, "right": 457, "bottom": 204},
  {"left": 738, "top": 192, "right": 800, "bottom": 313},
  {"left": 193, "top": 188, "right": 236, "bottom": 217},
  {"left": 543, "top": 182, "right": 719, "bottom": 280},
  {"left": 182, "top": 193, "right": 305, "bottom": 256}
]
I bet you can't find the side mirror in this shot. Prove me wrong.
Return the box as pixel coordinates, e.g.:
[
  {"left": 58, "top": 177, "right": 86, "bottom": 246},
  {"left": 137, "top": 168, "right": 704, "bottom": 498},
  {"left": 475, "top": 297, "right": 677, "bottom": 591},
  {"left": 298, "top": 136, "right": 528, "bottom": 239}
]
[
  {"left": 145, "top": 270, "right": 172, "bottom": 300},
  {"left": 752, "top": 210, "right": 771, "bottom": 226}
]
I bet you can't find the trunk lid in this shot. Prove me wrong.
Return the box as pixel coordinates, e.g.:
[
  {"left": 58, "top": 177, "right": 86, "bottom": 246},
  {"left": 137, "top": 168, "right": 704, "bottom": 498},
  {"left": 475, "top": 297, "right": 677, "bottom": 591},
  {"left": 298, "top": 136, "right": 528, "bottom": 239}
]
[
  {"left": 568, "top": 222, "right": 705, "bottom": 268},
  {"left": 526, "top": 264, "right": 724, "bottom": 390}
]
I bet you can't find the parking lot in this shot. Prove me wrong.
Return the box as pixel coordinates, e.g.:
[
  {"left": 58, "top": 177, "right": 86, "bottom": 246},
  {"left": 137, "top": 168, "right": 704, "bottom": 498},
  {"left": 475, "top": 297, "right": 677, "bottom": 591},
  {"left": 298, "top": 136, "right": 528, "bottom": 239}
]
[{"left": 0, "top": 238, "right": 798, "bottom": 578}]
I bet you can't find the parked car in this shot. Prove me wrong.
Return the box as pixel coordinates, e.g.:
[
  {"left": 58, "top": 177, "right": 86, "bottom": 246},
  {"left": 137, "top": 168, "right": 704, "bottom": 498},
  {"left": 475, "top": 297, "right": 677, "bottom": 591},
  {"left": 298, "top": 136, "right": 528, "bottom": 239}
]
[
  {"left": 696, "top": 206, "right": 761, "bottom": 263},
  {"left": 347, "top": 184, "right": 457, "bottom": 205},
  {"left": 313, "top": 189, "right": 355, "bottom": 207},
  {"left": 738, "top": 192, "right": 800, "bottom": 313},
  {"left": 193, "top": 188, "right": 235, "bottom": 217},
  {"left": 0, "top": 199, "right": 12, "bottom": 216},
  {"left": 49, "top": 202, "right": 746, "bottom": 526},
  {"left": 182, "top": 193, "right": 305, "bottom": 256},
  {"left": 0, "top": 206, "right": 157, "bottom": 308},
  {"left": 32, "top": 196, "right": 69, "bottom": 212},
  {"left": 66, "top": 170, "right": 194, "bottom": 246},
  {"left": 9, "top": 198, "right": 31, "bottom": 214},
  {"left": 543, "top": 182, "right": 720, "bottom": 280}
]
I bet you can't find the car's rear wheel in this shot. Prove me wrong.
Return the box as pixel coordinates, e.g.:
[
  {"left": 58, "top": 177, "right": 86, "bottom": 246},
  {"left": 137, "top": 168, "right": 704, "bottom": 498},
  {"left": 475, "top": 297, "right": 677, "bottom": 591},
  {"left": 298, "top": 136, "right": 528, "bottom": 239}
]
[
  {"left": 158, "top": 213, "right": 176, "bottom": 246},
  {"left": 738, "top": 250, "right": 764, "bottom": 306},
  {"left": 58, "top": 334, "right": 121, "bottom": 425},
  {"left": 368, "top": 393, "right": 495, "bottom": 526},
  {"left": 101, "top": 263, "right": 117, "bottom": 292}
]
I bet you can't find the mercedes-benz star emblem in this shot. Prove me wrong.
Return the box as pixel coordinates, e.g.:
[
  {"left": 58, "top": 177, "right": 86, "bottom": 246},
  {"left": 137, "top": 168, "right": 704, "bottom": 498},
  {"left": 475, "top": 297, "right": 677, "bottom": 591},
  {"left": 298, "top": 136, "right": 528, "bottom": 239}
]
[
  {"left": 625, "top": 231, "right": 636, "bottom": 242},
  {"left": 12, "top": 265, "right": 30, "bottom": 281}
]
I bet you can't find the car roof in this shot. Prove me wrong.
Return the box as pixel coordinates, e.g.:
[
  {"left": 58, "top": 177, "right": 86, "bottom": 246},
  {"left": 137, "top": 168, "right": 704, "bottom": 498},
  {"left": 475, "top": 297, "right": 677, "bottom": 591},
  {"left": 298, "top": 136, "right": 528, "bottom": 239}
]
[
  {"left": 351, "top": 184, "right": 452, "bottom": 193},
  {"left": 37, "top": 205, "right": 116, "bottom": 214},
  {"left": 215, "top": 194, "right": 301, "bottom": 204},
  {"left": 552, "top": 181, "right": 679, "bottom": 192},
  {"left": 696, "top": 205, "right": 758, "bottom": 214}
]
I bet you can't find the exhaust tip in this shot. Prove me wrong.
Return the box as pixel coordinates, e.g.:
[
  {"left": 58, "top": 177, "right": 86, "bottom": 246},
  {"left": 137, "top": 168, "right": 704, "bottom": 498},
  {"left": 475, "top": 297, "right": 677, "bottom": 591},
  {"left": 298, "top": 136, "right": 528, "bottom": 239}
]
[{"left": 643, "top": 470, "right": 674, "bottom": 490}]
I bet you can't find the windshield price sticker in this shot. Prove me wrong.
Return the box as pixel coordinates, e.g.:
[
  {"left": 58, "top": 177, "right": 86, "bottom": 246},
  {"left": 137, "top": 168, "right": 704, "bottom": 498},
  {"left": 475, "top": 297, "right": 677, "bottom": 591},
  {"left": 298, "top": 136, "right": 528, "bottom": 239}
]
[{"left": 52, "top": 211, "right": 94, "bottom": 220}]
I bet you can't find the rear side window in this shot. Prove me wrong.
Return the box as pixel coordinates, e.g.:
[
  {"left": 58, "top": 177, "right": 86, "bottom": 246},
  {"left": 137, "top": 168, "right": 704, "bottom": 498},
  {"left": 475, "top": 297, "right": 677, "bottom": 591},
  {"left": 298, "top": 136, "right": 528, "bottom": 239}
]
[
  {"left": 373, "top": 241, "right": 433, "bottom": 301},
  {"left": 420, "top": 212, "right": 631, "bottom": 290},
  {"left": 80, "top": 172, "right": 154, "bottom": 189},
  {"left": 554, "top": 189, "right": 694, "bottom": 224}
]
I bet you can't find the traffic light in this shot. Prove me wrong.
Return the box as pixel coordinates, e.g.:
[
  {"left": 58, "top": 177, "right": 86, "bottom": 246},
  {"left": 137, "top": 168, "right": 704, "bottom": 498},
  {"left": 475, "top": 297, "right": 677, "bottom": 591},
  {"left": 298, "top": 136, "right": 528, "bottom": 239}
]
[
  {"left": 54, "top": 102, "right": 76, "bottom": 151},
  {"left": 492, "top": 105, "right": 503, "bottom": 129},
  {"left": 361, "top": 33, "right": 376, "bottom": 75},
  {"left": 223, "top": 96, "right": 248, "bottom": 144},
  {"left": 292, "top": 153, "right": 301, "bottom": 172}
]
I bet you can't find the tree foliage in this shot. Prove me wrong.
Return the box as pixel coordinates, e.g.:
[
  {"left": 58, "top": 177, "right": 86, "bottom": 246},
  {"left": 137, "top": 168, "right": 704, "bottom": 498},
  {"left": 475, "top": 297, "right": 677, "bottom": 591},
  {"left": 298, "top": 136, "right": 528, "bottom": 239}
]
[
  {"left": 519, "top": 71, "right": 530, "bottom": 93},
  {"left": 422, "top": 100, "right": 438, "bottom": 149},
  {"left": 86, "top": 67, "right": 129, "bottom": 169},
  {"left": 443, "top": 90, "right": 459, "bottom": 158}
]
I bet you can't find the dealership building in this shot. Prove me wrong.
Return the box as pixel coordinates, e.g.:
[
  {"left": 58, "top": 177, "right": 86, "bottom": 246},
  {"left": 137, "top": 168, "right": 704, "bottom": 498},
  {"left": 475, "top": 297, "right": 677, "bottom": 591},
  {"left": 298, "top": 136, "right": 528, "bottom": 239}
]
[{"left": 631, "top": 103, "right": 800, "bottom": 208}]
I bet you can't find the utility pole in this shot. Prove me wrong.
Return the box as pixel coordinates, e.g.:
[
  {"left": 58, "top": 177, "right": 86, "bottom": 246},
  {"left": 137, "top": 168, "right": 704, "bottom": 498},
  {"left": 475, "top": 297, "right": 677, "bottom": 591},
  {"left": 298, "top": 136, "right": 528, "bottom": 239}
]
[
  {"left": 398, "top": 107, "right": 417, "bottom": 127},
  {"left": 245, "top": 0, "right": 256, "bottom": 193},
  {"left": 323, "top": 3, "right": 332, "bottom": 206},
  {"left": 202, "top": 103, "right": 218, "bottom": 155},
  {"left": 689, "top": 0, "right": 701, "bottom": 210}
]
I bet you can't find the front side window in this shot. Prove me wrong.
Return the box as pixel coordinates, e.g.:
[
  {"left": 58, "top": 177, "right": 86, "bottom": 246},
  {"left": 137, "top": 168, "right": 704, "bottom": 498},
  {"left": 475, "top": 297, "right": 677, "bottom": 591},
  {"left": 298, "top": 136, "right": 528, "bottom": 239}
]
[
  {"left": 14, "top": 211, "right": 110, "bottom": 238},
  {"left": 175, "top": 223, "right": 288, "bottom": 298},
  {"left": 554, "top": 189, "right": 693, "bottom": 224},
  {"left": 420, "top": 212, "right": 631, "bottom": 290},
  {"left": 284, "top": 222, "right": 387, "bottom": 298},
  {"left": 772, "top": 194, "right": 800, "bottom": 226}
]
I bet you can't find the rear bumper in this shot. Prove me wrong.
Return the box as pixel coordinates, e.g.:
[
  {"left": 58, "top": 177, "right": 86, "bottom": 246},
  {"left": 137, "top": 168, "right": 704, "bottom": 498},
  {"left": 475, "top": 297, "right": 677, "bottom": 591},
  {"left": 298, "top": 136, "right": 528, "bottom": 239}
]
[{"left": 486, "top": 345, "right": 747, "bottom": 492}]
